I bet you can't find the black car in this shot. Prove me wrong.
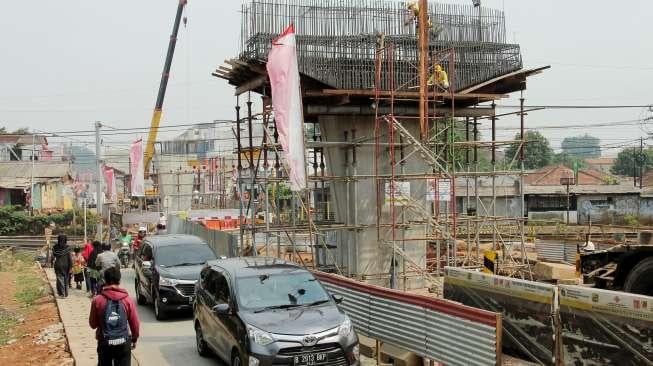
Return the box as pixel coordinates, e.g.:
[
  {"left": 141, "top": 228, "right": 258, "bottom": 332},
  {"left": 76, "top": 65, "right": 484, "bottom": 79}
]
[
  {"left": 193, "top": 257, "right": 359, "bottom": 366},
  {"left": 134, "top": 234, "right": 217, "bottom": 320}
]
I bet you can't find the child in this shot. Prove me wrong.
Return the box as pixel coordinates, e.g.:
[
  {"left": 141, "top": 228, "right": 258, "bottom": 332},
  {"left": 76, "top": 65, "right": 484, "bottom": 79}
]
[{"left": 72, "top": 246, "right": 86, "bottom": 290}]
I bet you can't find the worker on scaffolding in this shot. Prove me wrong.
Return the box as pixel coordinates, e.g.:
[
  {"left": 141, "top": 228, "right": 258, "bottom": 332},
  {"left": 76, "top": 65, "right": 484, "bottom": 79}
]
[
  {"left": 405, "top": 1, "right": 433, "bottom": 30},
  {"left": 427, "top": 64, "right": 449, "bottom": 90}
]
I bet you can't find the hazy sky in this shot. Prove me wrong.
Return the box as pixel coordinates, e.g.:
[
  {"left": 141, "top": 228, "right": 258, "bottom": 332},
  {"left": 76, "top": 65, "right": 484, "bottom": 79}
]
[{"left": 1, "top": 0, "right": 652, "bottom": 156}]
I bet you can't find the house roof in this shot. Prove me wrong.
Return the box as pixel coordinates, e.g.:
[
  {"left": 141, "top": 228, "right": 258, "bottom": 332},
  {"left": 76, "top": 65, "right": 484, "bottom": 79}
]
[
  {"left": 0, "top": 162, "right": 71, "bottom": 189},
  {"left": 586, "top": 157, "right": 615, "bottom": 165},
  {"left": 524, "top": 164, "right": 613, "bottom": 186},
  {"left": 0, "top": 134, "right": 48, "bottom": 145}
]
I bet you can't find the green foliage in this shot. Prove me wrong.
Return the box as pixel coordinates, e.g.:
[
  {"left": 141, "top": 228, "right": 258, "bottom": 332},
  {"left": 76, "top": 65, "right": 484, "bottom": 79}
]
[
  {"left": 0, "top": 206, "right": 97, "bottom": 236},
  {"left": 552, "top": 152, "right": 588, "bottom": 170},
  {"left": 505, "top": 130, "right": 553, "bottom": 169},
  {"left": 0, "top": 308, "right": 17, "bottom": 345},
  {"left": 561, "top": 134, "right": 601, "bottom": 158},
  {"left": 14, "top": 272, "right": 44, "bottom": 307},
  {"left": 611, "top": 147, "right": 653, "bottom": 176},
  {"left": 624, "top": 214, "right": 640, "bottom": 227},
  {"left": 276, "top": 183, "right": 293, "bottom": 200},
  {"left": 601, "top": 175, "right": 620, "bottom": 185}
]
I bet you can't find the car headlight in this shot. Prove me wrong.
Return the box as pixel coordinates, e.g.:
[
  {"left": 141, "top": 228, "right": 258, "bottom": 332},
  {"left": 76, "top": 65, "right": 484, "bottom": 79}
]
[
  {"left": 247, "top": 325, "right": 275, "bottom": 346},
  {"left": 159, "top": 276, "right": 178, "bottom": 287},
  {"left": 338, "top": 316, "right": 353, "bottom": 337}
]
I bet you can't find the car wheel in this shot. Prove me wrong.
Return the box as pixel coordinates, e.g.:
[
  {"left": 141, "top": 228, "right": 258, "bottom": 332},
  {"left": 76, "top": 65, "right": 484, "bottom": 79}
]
[
  {"left": 231, "top": 351, "right": 242, "bottom": 366},
  {"left": 135, "top": 279, "right": 147, "bottom": 305},
  {"left": 195, "top": 323, "right": 211, "bottom": 357},
  {"left": 154, "top": 293, "right": 167, "bottom": 320}
]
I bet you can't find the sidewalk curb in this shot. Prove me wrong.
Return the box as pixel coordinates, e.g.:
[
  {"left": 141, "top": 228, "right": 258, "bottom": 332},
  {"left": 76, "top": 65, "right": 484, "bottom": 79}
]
[{"left": 42, "top": 265, "right": 78, "bottom": 366}]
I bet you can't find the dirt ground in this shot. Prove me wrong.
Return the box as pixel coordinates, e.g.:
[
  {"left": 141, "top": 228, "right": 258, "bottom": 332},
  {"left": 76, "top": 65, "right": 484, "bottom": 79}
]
[{"left": 0, "top": 258, "right": 73, "bottom": 365}]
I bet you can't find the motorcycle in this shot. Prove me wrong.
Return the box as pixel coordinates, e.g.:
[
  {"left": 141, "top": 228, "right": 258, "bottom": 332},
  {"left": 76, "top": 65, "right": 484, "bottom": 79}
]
[{"left": 118, "top": 239, "right": 131, "bottom": 268}]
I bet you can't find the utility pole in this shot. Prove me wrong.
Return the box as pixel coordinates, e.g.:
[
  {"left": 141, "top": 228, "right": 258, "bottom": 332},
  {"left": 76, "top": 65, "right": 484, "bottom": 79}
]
[
  {"left": 83, "top": 196, "right": 87, "bottom": 243},
  {"left": 640, "top": 137, "right": 644, "bottom": 189},
  {"left": 30, "top": 133, "right": 35, "bottom": 216},
  {"left": 418, "top": 0, "right": 429, "bottom": 140},
  {"left": 633, "top": 146, "right": 637, "bottom": 187},
  {"left": 95, "top": 122, "right": 103, "bottom": 241}
]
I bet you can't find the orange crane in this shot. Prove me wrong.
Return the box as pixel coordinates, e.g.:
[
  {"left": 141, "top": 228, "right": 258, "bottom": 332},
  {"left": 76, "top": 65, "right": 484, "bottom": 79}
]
[{"left": 144, "top": 0, "right": 188, "bottom": 177}]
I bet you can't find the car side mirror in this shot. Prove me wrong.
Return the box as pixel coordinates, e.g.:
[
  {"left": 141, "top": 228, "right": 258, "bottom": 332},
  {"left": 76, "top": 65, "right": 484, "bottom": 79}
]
[
  {"left": 142, "top": 261, "right": 152, "bottom": 270},
  {"left": 212, "top": 303, "right": 231, "bottom": 315},
  {"left": 332, "top": 294, "right": 343, "bottom": 304}
]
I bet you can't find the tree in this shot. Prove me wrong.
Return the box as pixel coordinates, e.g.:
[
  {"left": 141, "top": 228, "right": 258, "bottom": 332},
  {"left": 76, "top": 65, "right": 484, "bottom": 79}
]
[
  {"left": 561, "top": 134, "right": 601, "bottom": 158},
  {"left": 504, "top": 130, "right": 553, "bottom": 169},
  {"left": 611, "top": 147, "right": 653, "bottom": 176}
]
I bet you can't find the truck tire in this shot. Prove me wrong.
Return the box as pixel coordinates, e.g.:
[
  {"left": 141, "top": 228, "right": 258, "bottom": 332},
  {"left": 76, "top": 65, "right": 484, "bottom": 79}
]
[{"left": 623, "top": 257, "right": 653, "bottom": 296}]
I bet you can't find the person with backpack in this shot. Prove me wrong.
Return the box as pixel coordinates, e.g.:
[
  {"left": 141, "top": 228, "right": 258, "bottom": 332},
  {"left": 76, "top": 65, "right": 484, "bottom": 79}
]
[{"left": 89, "top": 266, "right": 140, "bottom": 366}]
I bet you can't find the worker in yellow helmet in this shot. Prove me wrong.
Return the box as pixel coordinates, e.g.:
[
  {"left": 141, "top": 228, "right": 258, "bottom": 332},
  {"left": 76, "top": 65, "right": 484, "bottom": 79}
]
[
  {"left": 428, "top": 64, "right": 449, "bottom": 90},
  {"left": 405, "top": 1, "right": 433, "bottom": 29}
]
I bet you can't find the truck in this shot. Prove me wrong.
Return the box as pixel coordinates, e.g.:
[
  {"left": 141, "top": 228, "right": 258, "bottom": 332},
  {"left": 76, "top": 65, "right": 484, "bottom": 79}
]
[{"left": 578, "top": 239, "right": 653, "bottom": 296}]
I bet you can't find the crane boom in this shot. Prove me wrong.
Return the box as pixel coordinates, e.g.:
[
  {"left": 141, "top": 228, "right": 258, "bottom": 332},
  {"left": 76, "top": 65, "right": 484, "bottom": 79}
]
[{"left": 144, "top": 0, "right": 187, "bottom": 177}]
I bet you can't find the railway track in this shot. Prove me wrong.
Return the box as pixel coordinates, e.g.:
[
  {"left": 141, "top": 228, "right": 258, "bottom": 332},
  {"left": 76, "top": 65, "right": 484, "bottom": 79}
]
[{"left": 0, "top": 236, "right": 84, "bottom": 252}]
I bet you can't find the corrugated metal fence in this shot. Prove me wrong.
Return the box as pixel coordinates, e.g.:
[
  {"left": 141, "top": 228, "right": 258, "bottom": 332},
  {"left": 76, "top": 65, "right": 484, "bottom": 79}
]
[
  {"left": 536, "top": 240, "right": 615, "bottom": 263},
  {"left": 168, "top": 215, "right": 237, "bottom": 257},
  {"left": 313, "top": 272, "right": 501, "bottom": 366}
]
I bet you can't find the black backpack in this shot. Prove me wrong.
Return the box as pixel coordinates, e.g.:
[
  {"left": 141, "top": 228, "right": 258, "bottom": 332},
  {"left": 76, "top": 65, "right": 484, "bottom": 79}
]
[{"left": 101, "top": 294, "right": 130, "bottom": 345}]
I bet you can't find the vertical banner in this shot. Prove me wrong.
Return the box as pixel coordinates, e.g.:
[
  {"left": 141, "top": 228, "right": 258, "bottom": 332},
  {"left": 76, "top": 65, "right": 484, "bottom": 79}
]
[
  {"left": 266, "top": 24, "right": 307, "bottom": 192},
  {"left": 103, "top": 166, "right": 117, "bottom": 202},
  {"left": 426, "top": 178, "right": 451, "bottom": 202},
  {"left": 437, "top": 179, "right": 451, "bottom": 202},
  {"left": 130, "top": 138, "right": 145, "bottom": 197}
]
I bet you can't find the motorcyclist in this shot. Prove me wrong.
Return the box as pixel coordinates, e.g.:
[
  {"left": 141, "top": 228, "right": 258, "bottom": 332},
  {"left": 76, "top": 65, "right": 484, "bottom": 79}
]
[
  {"left": 132, "top": 226, "right": 147, "bottom": 254},
  {"left": 118, "top": 226, "right": 133, "bottom": 267},
  {"left": 119, "top": 226, "right": 132, "bottom": 246}
]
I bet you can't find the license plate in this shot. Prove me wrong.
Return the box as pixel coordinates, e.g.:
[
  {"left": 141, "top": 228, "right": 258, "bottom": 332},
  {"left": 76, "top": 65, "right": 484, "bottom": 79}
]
[{"left": 294, "top": 352, "right": 327, "bottom": 366}]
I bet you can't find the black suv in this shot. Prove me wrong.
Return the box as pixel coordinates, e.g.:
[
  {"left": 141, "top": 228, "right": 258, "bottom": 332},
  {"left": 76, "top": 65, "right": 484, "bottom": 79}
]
[
  {"left": 134, "top": 234, "right": 217, "bottom": 320},
  {"left": 193, "top": 257, "right": 359, "bottom": 366}
]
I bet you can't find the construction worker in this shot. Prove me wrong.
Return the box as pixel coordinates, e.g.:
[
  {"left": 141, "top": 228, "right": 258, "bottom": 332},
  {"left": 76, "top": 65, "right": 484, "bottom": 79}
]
[
  {"left": 428, "top": 64, "right": 449, "bottom": 90},
  {"left": 405, "top": 1, "right": 433, "bottom": 29}
]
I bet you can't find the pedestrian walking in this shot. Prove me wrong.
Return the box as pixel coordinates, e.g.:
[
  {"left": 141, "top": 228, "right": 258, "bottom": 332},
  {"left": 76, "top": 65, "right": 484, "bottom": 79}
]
[
  {"left": 88, "top": 241, "right": 103, "bottom": 296},
  {"left": 89, "top": 266, "right": 140, "bottom": 366},
  {"left": 95, "top": 242, "right": 121, "bottom": 289},
  {"left": 51, "top": 234, "right": 74, "bottom": 298},
  {"left": 82, "top": 240, "right": 94, "bottom": 293},
  {"left": 72, "top": 246, "right": 86, "bottom": 290}
]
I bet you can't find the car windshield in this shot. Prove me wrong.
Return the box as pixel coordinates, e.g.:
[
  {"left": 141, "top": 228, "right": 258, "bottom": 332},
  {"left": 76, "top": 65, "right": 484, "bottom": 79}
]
[
  {"left": 236, "top": 270, "right": 331, "bottom": 311},
  {"left": 154, "top": 244, "right": 216, "bottom": 267}
]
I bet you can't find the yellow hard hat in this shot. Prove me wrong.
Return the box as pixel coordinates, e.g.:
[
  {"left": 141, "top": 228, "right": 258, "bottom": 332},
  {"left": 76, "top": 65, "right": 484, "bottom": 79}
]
[{"left": 407, "top": 1, "right": 419, "bottom": 10}]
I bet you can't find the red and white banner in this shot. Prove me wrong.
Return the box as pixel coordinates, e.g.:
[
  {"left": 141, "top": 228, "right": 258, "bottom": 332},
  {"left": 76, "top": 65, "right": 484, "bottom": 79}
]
[
  {"left": 266, "top": 24, "right": 307, "bottom": 192},
  {"left": 129, "top": 138, "right": 145, "bottom": 197},
  {"left": 103, "top": 166, "right": 117, "bottom": 202}
]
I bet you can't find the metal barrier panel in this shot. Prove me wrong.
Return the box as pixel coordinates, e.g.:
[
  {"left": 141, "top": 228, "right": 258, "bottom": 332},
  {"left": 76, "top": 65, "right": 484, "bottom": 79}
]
[
  {"left": 314, "top": 271, "right": 500, "bottom": 366},
  {"left": 168, "top": 215, "right": 237, "bottom": 257},
  {"left": 444, "top": 267, "right": 556, "bottom": 365},
  {"left": 559, "top": 285, "right": 653, "bottom": 364}
]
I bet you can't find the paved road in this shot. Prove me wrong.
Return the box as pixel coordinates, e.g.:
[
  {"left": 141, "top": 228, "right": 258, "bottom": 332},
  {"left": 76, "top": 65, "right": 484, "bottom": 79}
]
[{"left": 123, "top": 269, "right": 223, "bottom": 366}]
